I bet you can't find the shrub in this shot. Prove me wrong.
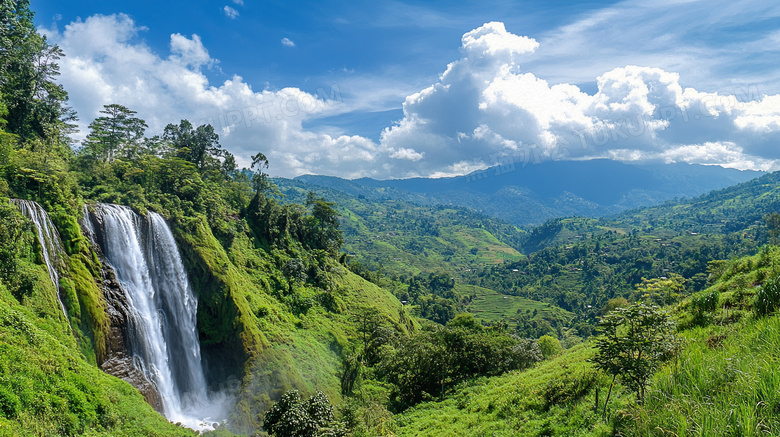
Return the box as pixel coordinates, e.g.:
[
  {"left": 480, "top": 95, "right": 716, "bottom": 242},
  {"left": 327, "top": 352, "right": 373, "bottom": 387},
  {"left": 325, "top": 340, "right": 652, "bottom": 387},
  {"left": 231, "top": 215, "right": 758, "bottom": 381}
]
[
  {"left": 0, "top": 385, "right": 21, "bottom": 418},
  {"left": 691, "top": 290, "right": 719, "bottom": 326},
  {"left": 538, "top": 335, "right": 562, "bottom": 359},
  {"left": 754, "top": 275, "right": 780, "bottom": 317},
  {"left": 263, "top": 390, "right": 346, "bottom": 437}
]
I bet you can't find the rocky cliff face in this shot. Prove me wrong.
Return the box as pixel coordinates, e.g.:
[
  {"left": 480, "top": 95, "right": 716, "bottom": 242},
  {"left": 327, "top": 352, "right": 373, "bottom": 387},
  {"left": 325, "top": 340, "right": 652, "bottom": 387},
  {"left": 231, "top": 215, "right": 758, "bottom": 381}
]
[{"left": 81, "top": 208, "right": 164, "bottom": 413}]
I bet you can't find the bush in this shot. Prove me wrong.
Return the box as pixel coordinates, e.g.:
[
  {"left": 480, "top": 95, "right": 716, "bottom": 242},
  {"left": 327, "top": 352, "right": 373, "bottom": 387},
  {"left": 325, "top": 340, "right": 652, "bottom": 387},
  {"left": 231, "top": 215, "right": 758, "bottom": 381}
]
[
  {"left": 0, "top": 385, "right": 21, "bottom": 418},
  {"left": 690, "top": 290, "right": 719, "bottom": 326},
  {"left": 263, "top": 390, "right": 346, "bottom": 437},
  {"left": 538, "top": 335, "right": 562, "bottom": 359},
  {"left": 755, "top": 275, "right": 780, "bottom": 317}
]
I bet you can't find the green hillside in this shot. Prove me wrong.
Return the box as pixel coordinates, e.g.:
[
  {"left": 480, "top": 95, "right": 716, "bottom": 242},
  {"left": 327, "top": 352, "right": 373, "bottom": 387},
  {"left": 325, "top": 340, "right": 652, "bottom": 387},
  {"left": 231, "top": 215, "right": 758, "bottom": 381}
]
[
  {"left": 4, "top": 2, "right": 780, "bottom": 436},
  {"left": 395, "top": 245, "right": 780, "bottom": 436},
  {"left": 516, "top": 171, "right": 780, "bottom": 254},
  {"left": 274, "top": 178, "right": 526, "bottom": 277},
  {"left": 465, "top": 173, "right": 780, "bottom": 329},
  {"left": 455, "top": 284, "right": 572, "bottom": 332}
]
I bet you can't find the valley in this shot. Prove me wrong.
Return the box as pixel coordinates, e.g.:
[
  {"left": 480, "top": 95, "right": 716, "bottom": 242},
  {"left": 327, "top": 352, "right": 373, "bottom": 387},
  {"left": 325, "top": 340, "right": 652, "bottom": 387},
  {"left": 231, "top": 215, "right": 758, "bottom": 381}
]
[{"left": 2, "top": 1, "right": 780, "bottom": 436}]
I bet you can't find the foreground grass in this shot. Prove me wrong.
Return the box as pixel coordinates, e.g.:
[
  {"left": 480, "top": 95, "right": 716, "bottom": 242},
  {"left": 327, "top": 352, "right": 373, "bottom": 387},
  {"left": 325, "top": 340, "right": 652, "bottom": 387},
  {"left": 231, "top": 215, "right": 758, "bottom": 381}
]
[
  {"left": 0, "top": 281, "right": 191, "bottom": 436},
  {"left": 396, "top": 245, "right": 780, "bottom": 437},
  {"left": 619, "top": 317, "right": 780, "bottom": 436},
  {"left": 394, "top": 343, "right": 616, "bottom": 437},
  {"left": 618, "top": 246, "right": 780, "bottom": 435}
]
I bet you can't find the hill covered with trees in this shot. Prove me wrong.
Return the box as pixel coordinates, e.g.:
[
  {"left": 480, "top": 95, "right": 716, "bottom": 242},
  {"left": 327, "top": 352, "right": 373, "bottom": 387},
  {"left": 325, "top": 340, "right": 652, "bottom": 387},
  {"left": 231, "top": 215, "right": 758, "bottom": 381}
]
[
  {"left": 287, "top": 160, "right": 760, "bottom": 226},
  {"left": 3, "top": 1, "right": 780, "bottom": 436},
  {"left": 0, "top": 2, "right": 561, "bottom": 435}
]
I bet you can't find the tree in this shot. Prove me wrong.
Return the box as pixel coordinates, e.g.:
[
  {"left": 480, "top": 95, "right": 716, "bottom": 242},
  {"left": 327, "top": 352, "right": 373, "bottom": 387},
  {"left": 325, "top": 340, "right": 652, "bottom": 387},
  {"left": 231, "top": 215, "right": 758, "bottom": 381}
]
[
  {"left": 81, "top": 104, "right": 148, "bottom": 162},
  {"left": 304, "top": 193, "right": 343, "bottom": 253},
  {"left": 765, "top": 212, "right": 780, "bottom": 244},
  {"left": 0, "top": 0, "right": 74, "bottom": 141},
  {"left": 163, "top": 120, "right": 231, "bottom": 172},
  {"left": 603, "top": 297, "right": 628, "bottom": 313},
  {"left": 635, "top": 274, "right": 686, "bottom": 306},
  {"left": 381, "top": 320, "right": 541, "bottom": 410},
  {"left": 0, "top": 200, "right": 30, "bottom": 284},
  {"left": 592, "top": 302, "right": 677, "bottom": 414},
  {"left": 250, "top": 151, "right": 270, "bottom": 192},
  {"left": 352, "top": 305, "right": 392, "bottom": 366},
  {"left": 263, "top": 390, "right": 346, "bottom": 437},
  {"left": 538, "top": 335, "right": 561, "bottom": 359}
]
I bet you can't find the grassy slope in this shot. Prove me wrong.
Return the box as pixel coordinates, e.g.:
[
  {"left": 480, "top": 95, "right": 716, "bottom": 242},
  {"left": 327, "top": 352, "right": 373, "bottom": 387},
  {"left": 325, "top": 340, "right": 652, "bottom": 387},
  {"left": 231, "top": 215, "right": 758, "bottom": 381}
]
[
  {"left": 620, "top": 245, "right": 780, "bottom": 436},
  {"left": 172, "top": 214, "right": 414, "bottom": 434},
  {"left": 395, "top": 245, "right": 780, "bottom": 437},
  {"left": 455, "top": 284, "right": 572, "bottom": 329},
  {"left": 395, "top": 343, "right": 612, "bottom": 437},
  {"left": 275, "top": 180, "right": 524, "bottom": 278},
  {"left": 0, "top": 263, "right": 189, "bottom": 436}
]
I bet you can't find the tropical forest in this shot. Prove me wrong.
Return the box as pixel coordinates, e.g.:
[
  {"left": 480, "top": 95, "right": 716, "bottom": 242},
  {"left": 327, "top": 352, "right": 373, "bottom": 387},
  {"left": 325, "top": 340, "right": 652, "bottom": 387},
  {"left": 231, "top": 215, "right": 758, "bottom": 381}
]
[{"left": 2, "top": 0, "right": 780, "bottom": 436}]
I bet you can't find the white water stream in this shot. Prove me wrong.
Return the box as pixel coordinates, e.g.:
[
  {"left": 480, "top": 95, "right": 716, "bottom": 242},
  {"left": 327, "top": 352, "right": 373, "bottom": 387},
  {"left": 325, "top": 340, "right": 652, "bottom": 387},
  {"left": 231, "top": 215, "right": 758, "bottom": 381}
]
[
  {"left": 89, "top": 204, "right": 227, "bottom": 430},
  {"left": 11, "top": 199, "right": 68, "bottom": 320}
]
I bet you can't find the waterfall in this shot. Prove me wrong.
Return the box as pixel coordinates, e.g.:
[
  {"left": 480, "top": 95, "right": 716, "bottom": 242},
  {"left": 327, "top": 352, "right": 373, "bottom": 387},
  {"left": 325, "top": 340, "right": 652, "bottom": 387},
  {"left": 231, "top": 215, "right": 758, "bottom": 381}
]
[
  {"left": 10, "top": 199, "right": 68, "bottom": 320},
  {"left": 86, "top": 204, "right": 222, "bottom": 429}
]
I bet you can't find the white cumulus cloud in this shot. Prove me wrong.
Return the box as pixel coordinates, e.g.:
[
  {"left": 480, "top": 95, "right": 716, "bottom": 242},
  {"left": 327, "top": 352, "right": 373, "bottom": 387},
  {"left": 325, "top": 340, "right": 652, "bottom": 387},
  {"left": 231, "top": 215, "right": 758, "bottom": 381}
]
[
  {"left": 223, "top": 6, "right": 239, "bottom": 19},
  {"left": 379, "top": 22, "right": 780, "bottom": 175},
  {"left": 44, "top": 14, "right": 384, "bottom": 178},
  {"left": 281, "top": 37, "right": 295, "bottom": 47},
  {"left": 46, "top": 17, "right": 780, "bottom": 179}
]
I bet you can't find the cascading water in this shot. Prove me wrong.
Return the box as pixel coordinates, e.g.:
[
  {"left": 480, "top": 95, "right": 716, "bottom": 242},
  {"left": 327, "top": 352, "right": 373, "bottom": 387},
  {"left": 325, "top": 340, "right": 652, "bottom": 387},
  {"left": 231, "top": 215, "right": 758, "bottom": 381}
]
[
  {"left": 10, "top": 199, "right": 68, "bottom": 320},
  {"left": 86, "top": 204, "right": 226, "bottom": 429}
]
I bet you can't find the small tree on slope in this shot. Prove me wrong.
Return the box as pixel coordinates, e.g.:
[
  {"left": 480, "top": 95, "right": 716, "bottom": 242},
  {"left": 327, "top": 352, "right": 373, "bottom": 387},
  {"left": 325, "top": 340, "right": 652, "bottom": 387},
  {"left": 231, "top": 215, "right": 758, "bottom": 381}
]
[{"left": 592, "top": 302, "right": 678, "bottom": 416}]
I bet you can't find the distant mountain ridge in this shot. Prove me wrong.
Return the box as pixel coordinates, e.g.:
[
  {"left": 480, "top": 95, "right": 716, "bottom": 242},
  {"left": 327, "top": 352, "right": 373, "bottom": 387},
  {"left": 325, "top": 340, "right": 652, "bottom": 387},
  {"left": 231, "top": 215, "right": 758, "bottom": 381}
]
[{"left": 287, "top": 160, "right": 763, "bottom": 225}]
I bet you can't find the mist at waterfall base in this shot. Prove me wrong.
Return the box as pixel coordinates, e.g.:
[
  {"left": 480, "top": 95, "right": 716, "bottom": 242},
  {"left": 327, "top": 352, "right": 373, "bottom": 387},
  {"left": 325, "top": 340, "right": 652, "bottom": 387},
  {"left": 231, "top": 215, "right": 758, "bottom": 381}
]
[{"left": 85, "top": 204, "right": 233, "bottom": 430}]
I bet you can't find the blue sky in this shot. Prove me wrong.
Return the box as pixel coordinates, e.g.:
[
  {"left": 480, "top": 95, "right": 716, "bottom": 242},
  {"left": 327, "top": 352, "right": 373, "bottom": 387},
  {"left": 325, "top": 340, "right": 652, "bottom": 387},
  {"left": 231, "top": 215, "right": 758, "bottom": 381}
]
[{"left": 33, "top": 0, "right": 780, "bottom": 178}]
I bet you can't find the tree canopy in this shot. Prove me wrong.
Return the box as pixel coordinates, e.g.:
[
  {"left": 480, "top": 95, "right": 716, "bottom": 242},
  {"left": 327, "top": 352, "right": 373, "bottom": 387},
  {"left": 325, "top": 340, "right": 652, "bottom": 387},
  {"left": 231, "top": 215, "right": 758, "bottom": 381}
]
[
  {"left": 82, "top": 104, "right": 148, "bottom": 162},
  {"left": 263, "top": 390, "right": 346, "bottom": 437},
  {"left": 592, "top": 302, "right": 677, "bottom": 403},
  {"left": 0, "top": 0, "right": 74, "bottom": 141},
  {"left": 163, "top": 119, "right": 234, "bottom": 173}
]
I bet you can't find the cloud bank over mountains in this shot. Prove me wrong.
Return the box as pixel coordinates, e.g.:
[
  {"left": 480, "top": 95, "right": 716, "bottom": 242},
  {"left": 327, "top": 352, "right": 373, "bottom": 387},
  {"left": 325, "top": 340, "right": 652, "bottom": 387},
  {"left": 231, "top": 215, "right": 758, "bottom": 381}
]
[{"left": 47, "top": 16, "right": 780, "bottom": 178}]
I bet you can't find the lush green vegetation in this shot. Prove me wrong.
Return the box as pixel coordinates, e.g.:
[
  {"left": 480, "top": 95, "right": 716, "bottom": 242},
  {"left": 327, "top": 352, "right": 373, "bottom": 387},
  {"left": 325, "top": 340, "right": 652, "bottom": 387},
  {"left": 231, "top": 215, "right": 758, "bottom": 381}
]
[
  {"left": 5, "top": 1, "right": 780, "bottom": 436},
  {"left": 0, "top": 2, "right": 412, "bottom": 435},
  {"left": 277, "top": 169, "right": 777, "bottom": 340},
  {"left": 393, "top": 244, "right": 780, "bottom": 437},
  {"left": 273, "top": 178, "right": 584, "bottom": 333},
  {"left": 0, "top": 281, "right": 193, "bottom": 436},
  {"left": 263, "top": 390, "right": 346, "bottom": 437},
  {"left": 0, "top": 3, "right": 546, "bottom": 435},
  {"left": 467, "top": 203, "right": 766, "bottom": 335},
  {"left": 274, "top": 177, "right": 526, "bottom": 277}
]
